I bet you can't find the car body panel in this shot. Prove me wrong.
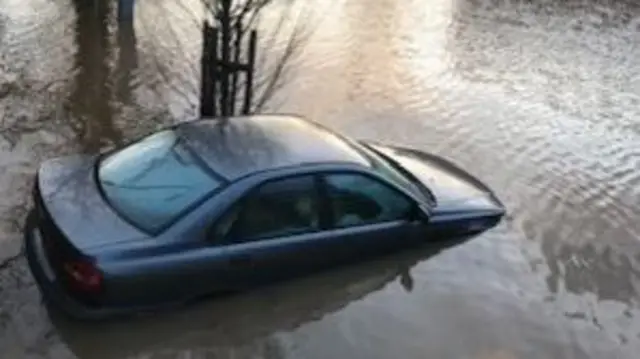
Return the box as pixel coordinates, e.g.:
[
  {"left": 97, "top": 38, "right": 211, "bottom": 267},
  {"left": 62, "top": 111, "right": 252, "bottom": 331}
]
[
  {"left": 219, "top": 219, "right": 424, "bottom": 289},
  {"left": 102, "top": 244, "right": 232, "bottom": 307}
]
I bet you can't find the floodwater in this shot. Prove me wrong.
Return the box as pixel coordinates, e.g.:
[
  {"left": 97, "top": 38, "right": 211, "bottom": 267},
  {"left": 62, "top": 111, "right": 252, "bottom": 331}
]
[{"left": 1, "top": 0, "right": 640, "bottom": 357}]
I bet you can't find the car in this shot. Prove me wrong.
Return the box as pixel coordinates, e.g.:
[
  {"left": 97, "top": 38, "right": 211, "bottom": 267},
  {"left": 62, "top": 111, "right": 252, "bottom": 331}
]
[{"left": 24, "top": 114, "right": 505, "bottom": 319}]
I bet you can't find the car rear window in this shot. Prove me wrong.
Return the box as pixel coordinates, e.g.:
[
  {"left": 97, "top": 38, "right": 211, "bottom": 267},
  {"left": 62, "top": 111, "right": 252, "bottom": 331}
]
[{"left": 97, "top": 130, "right": 223, "bottom": 233}]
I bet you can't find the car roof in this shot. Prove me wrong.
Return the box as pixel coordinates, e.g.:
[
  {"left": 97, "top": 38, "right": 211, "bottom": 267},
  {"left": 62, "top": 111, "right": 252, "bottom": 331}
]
[{"left": 175, "top": 115, "right": 372, "bottom": 180}]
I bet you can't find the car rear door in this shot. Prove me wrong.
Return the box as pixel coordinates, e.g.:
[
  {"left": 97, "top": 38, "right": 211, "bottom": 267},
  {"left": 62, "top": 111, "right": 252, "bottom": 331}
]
[{"left": 208, "top": 174, "right": 346, "bottom": 289}]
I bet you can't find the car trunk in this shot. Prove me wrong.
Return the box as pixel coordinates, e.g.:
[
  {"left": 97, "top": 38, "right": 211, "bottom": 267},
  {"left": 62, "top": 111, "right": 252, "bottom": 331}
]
[{"left": 33, "top": 155, "right": 147, "bottom": 304}]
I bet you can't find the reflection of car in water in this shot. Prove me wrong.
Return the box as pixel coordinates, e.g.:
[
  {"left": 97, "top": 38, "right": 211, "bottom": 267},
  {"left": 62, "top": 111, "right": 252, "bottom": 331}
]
[
  {"left": 51, "top": 238, "right": 470, "bottom": 359},
  {"left": 23, "top": 115, "right": 505, "bottom": 319}
]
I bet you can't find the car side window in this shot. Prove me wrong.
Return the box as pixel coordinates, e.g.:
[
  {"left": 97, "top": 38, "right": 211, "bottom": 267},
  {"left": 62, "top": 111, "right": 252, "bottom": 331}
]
[
  {"left": 212, "top": 175, "right": 321, "bottom": 244},
  {"left": 324, "top": 173, "right": 413, "bottom": 228}
]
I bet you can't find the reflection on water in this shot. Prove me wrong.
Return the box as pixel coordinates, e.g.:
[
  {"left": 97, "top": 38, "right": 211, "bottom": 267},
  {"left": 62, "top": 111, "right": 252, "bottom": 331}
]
[
  {"left": 1, "top": 0, "right": 640, "bottom": 358},
  {"left": 68, "top": 0, "right": 121, "bottom": 152},
  {"left": 114, "top": 13, "right": 138, "bottom": 113}
]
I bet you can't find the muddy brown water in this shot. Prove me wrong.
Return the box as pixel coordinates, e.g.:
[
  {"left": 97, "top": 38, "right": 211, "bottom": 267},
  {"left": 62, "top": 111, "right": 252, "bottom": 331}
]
[{"left": 1, "top": 0, "right": 640, "bottom": 357}]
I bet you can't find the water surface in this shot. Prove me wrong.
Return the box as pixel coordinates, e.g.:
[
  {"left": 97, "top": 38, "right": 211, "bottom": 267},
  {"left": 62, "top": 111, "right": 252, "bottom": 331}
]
[{"left": 1, "top": 0, "right": 640, "bottom": 358}]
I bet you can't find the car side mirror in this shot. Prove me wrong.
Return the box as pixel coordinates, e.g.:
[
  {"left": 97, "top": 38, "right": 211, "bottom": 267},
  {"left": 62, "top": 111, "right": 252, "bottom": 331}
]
[{"left": 411, "top": 204, "right": 431, "bottom": 223}]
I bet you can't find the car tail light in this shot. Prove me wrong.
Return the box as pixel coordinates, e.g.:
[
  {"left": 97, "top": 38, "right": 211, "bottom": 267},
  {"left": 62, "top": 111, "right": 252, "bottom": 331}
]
[{"left": 63, "top": 260, "right": 103, "bottom": 293}]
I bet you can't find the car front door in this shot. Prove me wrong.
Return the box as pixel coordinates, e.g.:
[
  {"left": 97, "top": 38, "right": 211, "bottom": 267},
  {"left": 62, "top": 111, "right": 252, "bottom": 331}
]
[
  {"left": 208, "top": 174, "right": 344, "bottom": 289},
  {"left": 319, "top": 172, "right": 426, "bottom": 260}
]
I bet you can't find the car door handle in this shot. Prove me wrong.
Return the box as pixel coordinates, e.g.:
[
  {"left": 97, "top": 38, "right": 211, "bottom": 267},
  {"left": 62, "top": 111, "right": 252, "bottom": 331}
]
[{"left": 228, "top": 255, "right": 252, "bottom": 266}]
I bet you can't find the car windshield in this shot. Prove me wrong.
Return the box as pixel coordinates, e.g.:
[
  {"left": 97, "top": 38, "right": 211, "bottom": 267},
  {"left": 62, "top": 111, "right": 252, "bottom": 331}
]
[
  {"left": 357, "top": 142, "right": 435, "bottom": 204},
  {"left": 97, "top": 130, "right": 223, "bottom": 233}
]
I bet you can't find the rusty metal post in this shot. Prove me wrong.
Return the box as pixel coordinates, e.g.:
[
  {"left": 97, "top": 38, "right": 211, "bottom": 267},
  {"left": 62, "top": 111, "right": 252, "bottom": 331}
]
[
  {"left": 243, "top": 30, "right": 257, "bottom": 115},
  {"left": 230, "top": 21, "right": 242, "bottom": 115},
  {"left": 211, "top": 27, "right": 218, "bottom": 117},
  {"left": 220, "top": 0, "right": 232, "bottom": 116},
  {"left": 199, "top": 23, "right": 216, "bottom": 117}
]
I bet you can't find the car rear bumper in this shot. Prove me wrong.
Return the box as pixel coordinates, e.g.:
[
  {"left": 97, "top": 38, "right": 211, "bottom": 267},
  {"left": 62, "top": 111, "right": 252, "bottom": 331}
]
[
  {"left": 25, "top": 210, "right": 193, "bottom": 320},
  {"left": 24, "top": 211, "right": 117, "bottom": 320}
]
